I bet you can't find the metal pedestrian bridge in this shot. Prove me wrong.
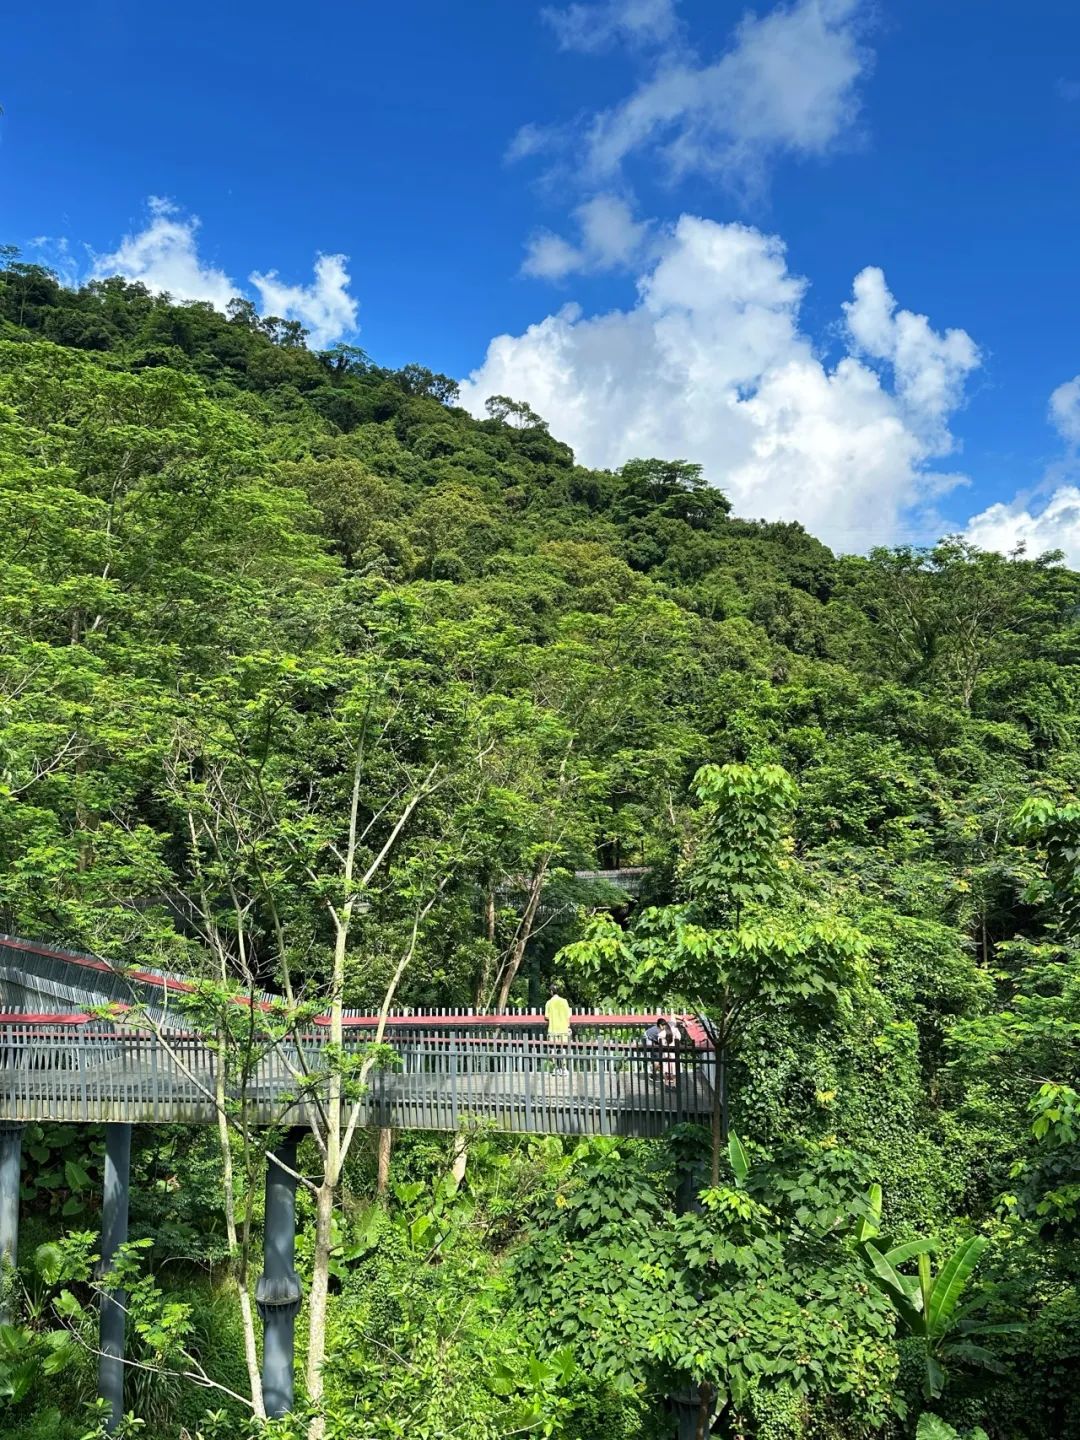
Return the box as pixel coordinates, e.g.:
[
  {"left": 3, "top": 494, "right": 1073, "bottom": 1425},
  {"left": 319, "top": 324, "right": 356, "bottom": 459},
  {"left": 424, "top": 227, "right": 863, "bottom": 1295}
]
[
  {"left": 0, "top": 934, "right": 715, "bottom": 1137},
  {"left": 0, "top": 932, "right": 715, "bottom": 1431},
  {"left": 0, "top": 1020, "right": 714, "bottom": 1136}
]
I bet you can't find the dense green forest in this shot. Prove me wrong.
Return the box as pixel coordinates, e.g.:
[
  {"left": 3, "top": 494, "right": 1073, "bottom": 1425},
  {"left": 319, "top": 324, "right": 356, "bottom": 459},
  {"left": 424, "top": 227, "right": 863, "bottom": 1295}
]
[{"left": 1, "top": 254, "right": 1078, "bottom": 1440}]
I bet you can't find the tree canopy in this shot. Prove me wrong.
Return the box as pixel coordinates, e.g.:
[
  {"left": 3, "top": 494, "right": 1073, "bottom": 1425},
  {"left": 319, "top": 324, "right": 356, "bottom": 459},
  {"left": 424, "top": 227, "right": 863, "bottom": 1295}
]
[{"left": 2, "top": 255, "right": 1080, "bottom": 1440}]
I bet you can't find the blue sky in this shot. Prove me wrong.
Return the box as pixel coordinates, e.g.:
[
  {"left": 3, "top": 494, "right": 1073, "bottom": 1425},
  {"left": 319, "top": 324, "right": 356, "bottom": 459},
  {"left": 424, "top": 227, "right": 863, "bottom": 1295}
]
[{"left": 4, "top": 0, "right": 1080, "bottom": 557}]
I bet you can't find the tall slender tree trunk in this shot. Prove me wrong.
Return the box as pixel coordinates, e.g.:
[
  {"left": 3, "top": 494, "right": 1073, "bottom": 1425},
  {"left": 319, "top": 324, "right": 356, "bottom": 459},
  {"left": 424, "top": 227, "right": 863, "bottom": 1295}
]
[
  {"left": 305, "top": 1178, "right": 336, "bottom": 1435},
  {"left": 475, "top": 889, "right": 497, "bottom": 1006},
  {"left": 695, "top": 1383, "right": 715, "bottom": 1440},
  {"left": 709, "top": 1048, "right": 727, "bottom": 1187},
  {"left": 494, "top": 859, "right": 548, "bottom": 1012},
  {"left": 215, "top": 1033, "right": 265, "bottom": 1417},
  {"left": 306, "top": 908, "right": 347, "bottom": 1439},
  {"left": 303, "top": 764, "right": 429, "bottom": 1439},
  {"left": 449, "top": 1132, "right": 469, "bottom": 1190},
  {"left": 305, "top": 901, "right": 348, "bottom": 1434},
  {"left": 376, "top": 1128, "right": 392, "bottom": 1197}
]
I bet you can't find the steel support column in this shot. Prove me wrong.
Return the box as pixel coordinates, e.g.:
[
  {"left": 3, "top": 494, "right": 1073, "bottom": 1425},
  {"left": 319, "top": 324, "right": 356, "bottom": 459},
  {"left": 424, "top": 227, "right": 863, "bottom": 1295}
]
[
  {"left": 671, "top": 1386, "right": 703, "bottom": 1440},
  {"left": 0, "top": 1124, "right": 23, "bottom": 1318},
  {"left": 257, "top": 1130, "right": 303, "bottom": 1418},
  {"left": 671, "top": 1153, "right": 710, "bottom": 1439},
  {"left": 98, "top": 1122, "right": 132, "bottom": 1431}
]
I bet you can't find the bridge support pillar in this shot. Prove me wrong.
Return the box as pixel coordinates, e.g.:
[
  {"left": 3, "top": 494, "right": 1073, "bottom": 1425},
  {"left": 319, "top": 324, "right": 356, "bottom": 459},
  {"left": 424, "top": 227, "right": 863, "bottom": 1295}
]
[
  {"left": 98, "top": 1122, "right": 132, "bottom": 1432},
  {"left": 671, "top": 1387, "right": 703, "bottom": 1440},
  {"left": 671, "top": 1153, "right": 712, "bottom": 1439},
  {"left": 257, "top": 1130, "right": 303, "bottom": 1418},
  {"left": 0, "top": 1124, "right": 23, "bottom": 1317}
]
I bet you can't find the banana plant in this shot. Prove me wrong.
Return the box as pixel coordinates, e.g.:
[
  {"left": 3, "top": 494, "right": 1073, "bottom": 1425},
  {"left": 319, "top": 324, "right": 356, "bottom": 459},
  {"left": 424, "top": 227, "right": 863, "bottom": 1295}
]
[{"left": 853, "top": 1189, "right": 1023, "bottom": 1399}]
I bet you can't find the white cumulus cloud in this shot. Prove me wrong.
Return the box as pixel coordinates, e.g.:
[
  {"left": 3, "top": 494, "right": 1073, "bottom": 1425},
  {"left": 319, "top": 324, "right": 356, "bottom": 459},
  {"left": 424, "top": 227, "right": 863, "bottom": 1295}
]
[
  {"left": 962, "top": 374, "right": 1080, "bottom": 566},
  {"left": 844, "top": 266, "right": 980, "bottom": 449},
  {"left": 458, "top": 215, "right": 980, "bottom": 550},
  {"left": 88, "top": 198, "right": 359, "bottom": 350},
  {"left": 522, "top": 194, "right": 652, "bottom": 279},
  {"left": 1049, "top": 375, "right": 1080, "bottom": 447},
  {"left": 250, "top": 253, "right": 358, "bottom": 351},
  {"left": 966, "top": 487, "right": 1080, "bottom": 567},
  {"left": 91, "top": 197, "right": 239, "bottom": 310},
  {"left": 513, "top": 0, "right": 872, "bottom": 192},
  {"left": 543, "top": 0, "right": 679, "bottom": 53}
]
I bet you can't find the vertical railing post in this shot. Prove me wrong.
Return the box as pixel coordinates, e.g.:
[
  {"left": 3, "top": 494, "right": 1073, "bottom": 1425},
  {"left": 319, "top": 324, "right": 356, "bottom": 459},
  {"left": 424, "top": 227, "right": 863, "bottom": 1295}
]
[
  {"left": 98, "top": 1122, "right": 132, "bottom": 1431},
  {"left": 257, "top": 1129, "right": 303, "bottom": 1418},
  {"left": 671, "top": 1150, "right": 709, "bottom": 1440},
  {"left": 0, "top": 1123, "right": 23, "bottom": 1319}
]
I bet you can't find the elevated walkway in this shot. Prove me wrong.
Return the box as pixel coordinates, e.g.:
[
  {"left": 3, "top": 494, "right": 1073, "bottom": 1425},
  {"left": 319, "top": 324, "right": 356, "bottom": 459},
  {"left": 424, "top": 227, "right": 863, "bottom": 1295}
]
[
  {"left": 0, "top": 935, "right": 714, "bottom": 1137},
  {"left": 0, "top": 932, "right": 714, "bottom": 1427}
]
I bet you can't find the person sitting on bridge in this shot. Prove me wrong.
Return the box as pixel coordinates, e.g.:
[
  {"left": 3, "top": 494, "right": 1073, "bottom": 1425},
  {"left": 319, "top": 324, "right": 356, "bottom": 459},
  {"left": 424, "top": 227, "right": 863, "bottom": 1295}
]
[{"left": 544, "top": 982, "right": 571, "bottom": 1076}]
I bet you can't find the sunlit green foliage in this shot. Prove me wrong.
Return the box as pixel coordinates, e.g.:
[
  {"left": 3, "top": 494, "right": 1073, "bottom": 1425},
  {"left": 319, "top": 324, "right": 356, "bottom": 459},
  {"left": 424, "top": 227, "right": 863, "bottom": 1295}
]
[{"left": 2, "top": 256, "right": 1080, "bottom": 1438}]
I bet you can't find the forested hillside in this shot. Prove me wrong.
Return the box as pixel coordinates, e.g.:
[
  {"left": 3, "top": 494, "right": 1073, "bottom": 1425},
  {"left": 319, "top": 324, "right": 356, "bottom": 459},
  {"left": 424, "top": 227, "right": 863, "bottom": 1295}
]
[{"left": 1, "top": 257, "right": 1078, "bottom": 1440}]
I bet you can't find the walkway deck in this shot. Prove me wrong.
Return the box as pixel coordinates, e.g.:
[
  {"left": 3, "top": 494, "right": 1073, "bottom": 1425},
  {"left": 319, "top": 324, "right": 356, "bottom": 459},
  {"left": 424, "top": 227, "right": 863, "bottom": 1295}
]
[
  {"left": 0, "top": 936, "right": 714, "bottom": 1137},
  {"left": 0, "top": 1024, "right": 711, "bottom": 1135}
]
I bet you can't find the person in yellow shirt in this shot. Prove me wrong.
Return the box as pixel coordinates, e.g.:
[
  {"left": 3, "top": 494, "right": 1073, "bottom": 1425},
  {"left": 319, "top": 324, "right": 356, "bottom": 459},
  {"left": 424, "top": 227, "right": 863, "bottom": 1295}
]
[
  {"left": 544, "top": 983, "right": 571, "bottom": 1041},
  {"left": 544, "top": 983, "right": 572, "bottom": 1075}
]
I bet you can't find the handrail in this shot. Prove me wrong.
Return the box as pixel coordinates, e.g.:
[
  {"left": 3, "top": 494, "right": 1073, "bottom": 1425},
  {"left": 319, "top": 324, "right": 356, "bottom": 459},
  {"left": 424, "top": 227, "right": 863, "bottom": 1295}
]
[{"left": 0, "top": 1025, "right": 715, "bottom": 1136}]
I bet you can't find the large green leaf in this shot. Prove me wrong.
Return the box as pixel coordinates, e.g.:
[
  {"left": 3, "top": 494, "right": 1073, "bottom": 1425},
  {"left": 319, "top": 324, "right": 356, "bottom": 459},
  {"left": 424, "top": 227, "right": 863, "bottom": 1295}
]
[
  {"left": 33, "top": 1242, "right": 64, "bottom": 1286},
  {"left": 941, "top": 1340, "right": 1007, "bottom": 1374},
  {"left": 63, "top": 1159, "right": 90, "bottom": 1192},
  {"left": 862, "top": 1244, "right": 926, "bottom": 1333},
  {"left": 924, "top": 1353, "right": 946, "bottom": 1399},
  {"left": 853, "top": 1183, "right": 882, "bottom": 1243},
  {"left": 928, "top": 1236, "right": 987, "bottom": 1334},
  {"left": 728, "top": 1133, "right": 750, "bottom": 1184},
  {"left": 918, "top": 1252, "right": 934, "bottom": 1318},
  {"left": 40, "top": 1332, "right": 75, "bottom": 1376},
  {"left": 0, "top": 1324, "right": 29, "bottom": 1360},
  {"left": 5, "top": 1359, "right": 37, "bottom": 1405},
  {"left": 916, "top": 1415, "right": 960, "bottom": 1440},
  {"left": 409, "top": 1213, "right": 434, "bottom": 1248},
  {"left": 883, "top": 1238, "right": 937, "bottom": 1268}
]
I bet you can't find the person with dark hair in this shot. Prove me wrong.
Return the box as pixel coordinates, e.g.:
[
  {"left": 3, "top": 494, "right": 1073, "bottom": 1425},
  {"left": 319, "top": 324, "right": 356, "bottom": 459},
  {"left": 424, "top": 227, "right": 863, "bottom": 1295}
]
[
  {"left": 643, "top": 1016, "right": 681, "bottom": 1086},
  {"left": 659, "top": 1014, "right": 682, "bottom": 1086},
  {"left": 643, "top": 1016, "right": 664, "bottom": 1087}
]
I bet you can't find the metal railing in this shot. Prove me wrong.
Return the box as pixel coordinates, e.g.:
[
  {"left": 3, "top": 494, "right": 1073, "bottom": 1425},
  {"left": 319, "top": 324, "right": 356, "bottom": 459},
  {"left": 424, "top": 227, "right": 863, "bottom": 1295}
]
[
  {"left": 0, "top": 935, "right": 216, "bottom": 1026},
  {"left": 0, "top": 1022, "right": 714, "bottom": 1137}
]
